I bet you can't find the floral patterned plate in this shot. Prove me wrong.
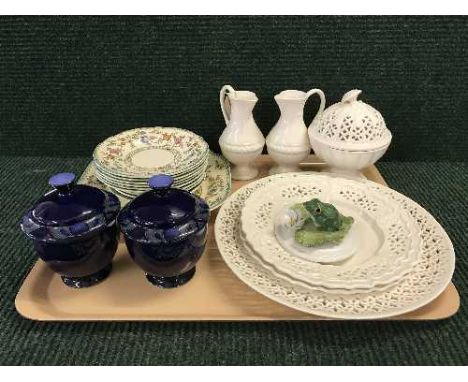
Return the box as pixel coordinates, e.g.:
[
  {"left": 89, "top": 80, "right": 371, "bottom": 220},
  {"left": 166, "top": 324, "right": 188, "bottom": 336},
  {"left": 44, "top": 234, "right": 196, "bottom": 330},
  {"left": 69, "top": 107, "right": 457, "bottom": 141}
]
[
  {"left": 79, "top": 152, "right": 232, "bottom": 211},
  {"left": 93, "top": 127, "right": 209, "bottom": 178},
  {"left": 107, "top": 171, "right": 207, "bottom": 198},
  {"left": 95, "top": 161, "right": 208, "bottom": 191}
]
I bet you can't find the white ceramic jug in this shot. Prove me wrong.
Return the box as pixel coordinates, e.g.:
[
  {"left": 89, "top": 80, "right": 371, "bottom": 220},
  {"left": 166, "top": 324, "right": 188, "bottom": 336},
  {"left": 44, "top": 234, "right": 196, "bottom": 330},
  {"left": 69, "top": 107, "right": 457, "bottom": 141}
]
[
  {"left": 219, "top": 85, "right": 265, "bottom": 180},
  {"left": 266, "top": 89, "right": 325, "bottom": 174}
]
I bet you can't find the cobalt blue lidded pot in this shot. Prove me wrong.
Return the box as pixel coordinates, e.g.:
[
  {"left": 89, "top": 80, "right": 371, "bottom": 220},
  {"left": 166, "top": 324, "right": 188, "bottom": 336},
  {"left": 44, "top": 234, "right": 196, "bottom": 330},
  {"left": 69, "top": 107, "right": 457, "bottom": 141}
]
[
  {"left": 118, "top": 174, "right": 210, "bottom": 288},
  {"left": 20, "top": 172, "right": 121, "bottom": 288}
]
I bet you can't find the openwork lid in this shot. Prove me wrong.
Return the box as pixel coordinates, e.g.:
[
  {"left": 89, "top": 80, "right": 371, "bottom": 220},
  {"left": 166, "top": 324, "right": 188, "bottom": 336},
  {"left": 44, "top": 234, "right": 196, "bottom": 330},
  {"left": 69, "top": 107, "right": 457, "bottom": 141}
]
[
  {"left": 20, "top": 172, "right": 120, "bottom": 243},
  {"left": 310, "top": 89, "right": 392, "bottom": 151},
  {"left": 118, "top": 174, "right": 209, "bottom": 244}
]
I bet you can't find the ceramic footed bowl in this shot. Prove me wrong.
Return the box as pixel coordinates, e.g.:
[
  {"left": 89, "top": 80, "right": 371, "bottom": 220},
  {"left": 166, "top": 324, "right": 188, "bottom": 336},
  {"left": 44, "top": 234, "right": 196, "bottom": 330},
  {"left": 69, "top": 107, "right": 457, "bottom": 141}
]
[
  {"left": 118, "top": 174, "right": 210, "bottom": 288},
  {"left": 310, "top": 135, "right": 390, "bottom": 178},
  {"left": 33, "top": 226, "right": 119, "bottom": 288},
  {"left": 20, "top": 173, "right": 121, "bottom": 288}
]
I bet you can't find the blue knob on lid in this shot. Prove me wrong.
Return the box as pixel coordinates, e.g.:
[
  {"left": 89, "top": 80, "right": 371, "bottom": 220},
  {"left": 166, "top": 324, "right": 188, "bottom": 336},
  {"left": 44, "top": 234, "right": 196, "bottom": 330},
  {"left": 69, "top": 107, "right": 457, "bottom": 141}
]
[
  {"left": 48, "top": 172, "right": 76, "bottom": 193},
  {"left": 148, "top": 174, "right": 174, "bottom": 192}
]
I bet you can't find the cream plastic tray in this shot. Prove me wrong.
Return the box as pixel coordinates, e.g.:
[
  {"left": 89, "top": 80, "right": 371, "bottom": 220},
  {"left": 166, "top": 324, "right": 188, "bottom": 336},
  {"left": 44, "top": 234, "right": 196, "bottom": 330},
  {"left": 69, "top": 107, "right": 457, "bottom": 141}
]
[{"left": 15, "top": 155, "right": 459, "bottom": 321}]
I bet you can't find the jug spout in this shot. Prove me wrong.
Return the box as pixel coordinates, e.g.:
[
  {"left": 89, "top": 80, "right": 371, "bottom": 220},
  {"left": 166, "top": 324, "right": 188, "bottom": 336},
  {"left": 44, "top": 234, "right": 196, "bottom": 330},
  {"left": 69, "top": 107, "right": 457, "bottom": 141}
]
[
  {"left": 275, "top": 90, "right": 309, "bottom": 122},
  {"left": 229, "top": 91, "right": 258, "bottom": 120},
  {"left": 220, "top": 85, "right": 258, "bottom": 125}
]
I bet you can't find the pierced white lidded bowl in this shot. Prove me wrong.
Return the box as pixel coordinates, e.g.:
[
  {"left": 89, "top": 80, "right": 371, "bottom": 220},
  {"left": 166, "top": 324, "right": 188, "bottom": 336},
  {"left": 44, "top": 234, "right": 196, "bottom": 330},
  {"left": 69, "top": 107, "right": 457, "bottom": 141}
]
[{"left": 308, "top": 89, "right": 392, "bottom": 177}]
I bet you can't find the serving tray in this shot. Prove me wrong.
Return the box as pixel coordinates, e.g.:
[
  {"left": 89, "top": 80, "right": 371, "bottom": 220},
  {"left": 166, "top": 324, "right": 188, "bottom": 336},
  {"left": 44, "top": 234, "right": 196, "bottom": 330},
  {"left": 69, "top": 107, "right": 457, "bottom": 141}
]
[{"left": 15, "top": 155, "right": 460, "bottom": 321}]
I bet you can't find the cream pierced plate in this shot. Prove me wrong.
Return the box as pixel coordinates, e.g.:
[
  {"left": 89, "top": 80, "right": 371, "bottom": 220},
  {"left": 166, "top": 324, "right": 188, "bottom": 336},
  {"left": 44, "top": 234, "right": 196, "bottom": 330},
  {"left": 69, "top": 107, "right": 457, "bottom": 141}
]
[
  {"left": 93, "top": 127, "right": 209, "bottom": 178},
  {"left": 214, "top": 175, "right": 455, "bottom": 319},
  {"left": 239, "top": 231, "right": 401, "bottom": 295},
  {"left": 79, "top": 152, "right": 232, "bottom": 211},
  {"left": 240, "top": 174, "right": 421, "bottom": 291}
]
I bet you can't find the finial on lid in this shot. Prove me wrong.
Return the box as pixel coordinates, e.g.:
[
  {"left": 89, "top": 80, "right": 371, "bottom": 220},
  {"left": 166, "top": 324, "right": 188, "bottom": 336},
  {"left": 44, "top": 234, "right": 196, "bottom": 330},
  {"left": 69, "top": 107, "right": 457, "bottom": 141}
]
[{"left": 341, "top": 89, "right": 362, "bottom": 103}]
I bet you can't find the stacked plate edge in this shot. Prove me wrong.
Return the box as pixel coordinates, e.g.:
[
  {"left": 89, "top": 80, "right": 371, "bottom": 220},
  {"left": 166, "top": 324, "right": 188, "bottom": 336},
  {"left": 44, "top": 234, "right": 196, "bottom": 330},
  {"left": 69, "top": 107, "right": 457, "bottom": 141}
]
[{"left": 92, "top": 127, "right": 210, "bottom": 198}]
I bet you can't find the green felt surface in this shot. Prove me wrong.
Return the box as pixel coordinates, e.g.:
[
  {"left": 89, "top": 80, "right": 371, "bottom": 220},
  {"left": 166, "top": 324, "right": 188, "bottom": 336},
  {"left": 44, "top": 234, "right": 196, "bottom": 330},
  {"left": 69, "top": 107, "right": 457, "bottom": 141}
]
[
  {"left": 0, "top": 16, "right": 467, "bottom": 160},
  {"left": 1, "top": 157, "right": 467, "bottom": 365}
]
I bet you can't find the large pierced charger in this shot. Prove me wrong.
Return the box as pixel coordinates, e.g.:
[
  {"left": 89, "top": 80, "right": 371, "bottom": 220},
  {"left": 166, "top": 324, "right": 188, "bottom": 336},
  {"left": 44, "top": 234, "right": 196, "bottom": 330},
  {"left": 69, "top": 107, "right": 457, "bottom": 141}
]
[
  {"left": 240, "top": 173, "right": 422, "bottom": 293},
  {"left": 214, "top": 174, "right": 455, "bottom": 319}
]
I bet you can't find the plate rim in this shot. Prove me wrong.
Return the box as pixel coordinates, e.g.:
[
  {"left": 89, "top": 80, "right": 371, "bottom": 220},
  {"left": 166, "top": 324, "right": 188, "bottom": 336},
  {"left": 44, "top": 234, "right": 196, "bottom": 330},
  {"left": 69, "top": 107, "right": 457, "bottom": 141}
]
[{"left": 93, "top": 126, "right": 210, "bottom": 178}]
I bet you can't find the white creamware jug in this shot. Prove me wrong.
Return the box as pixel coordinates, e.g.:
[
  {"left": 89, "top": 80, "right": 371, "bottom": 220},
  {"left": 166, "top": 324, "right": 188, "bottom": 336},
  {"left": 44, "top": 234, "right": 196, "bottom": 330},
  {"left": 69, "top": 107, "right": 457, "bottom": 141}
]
[
  {"left": 266, "top": 89, "right": 325, "bottom": 175},
  {"left": 219, "top": 85, "right": 265, "bottom": 180}
]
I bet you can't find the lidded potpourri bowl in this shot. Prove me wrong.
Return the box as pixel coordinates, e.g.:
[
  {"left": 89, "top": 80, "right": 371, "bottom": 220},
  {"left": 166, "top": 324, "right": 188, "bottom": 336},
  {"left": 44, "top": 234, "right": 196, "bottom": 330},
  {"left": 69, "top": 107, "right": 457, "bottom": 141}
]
[
  {"left": 20, "top": 172, "right": 121, "bottom": 288},
  {"left": 308, "top": 89, "right": 392, "bottom": 177},
  {"left": 118, "top": 174, "right": 210, "bottom": 288}
]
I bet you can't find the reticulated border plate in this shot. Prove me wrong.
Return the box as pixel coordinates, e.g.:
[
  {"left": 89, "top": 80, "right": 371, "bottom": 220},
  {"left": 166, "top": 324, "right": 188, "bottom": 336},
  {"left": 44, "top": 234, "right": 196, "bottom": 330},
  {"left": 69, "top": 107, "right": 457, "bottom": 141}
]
[
  {"left": 239, "top": 231, "right": 402, "bottom": 295},
  {"left": 240, "top": 174, "right": 421, "bottom": 291},
  {"left": 79, "top": 152, "right": 232, "bottom": 211},
  {"left": 93, "top": 127, "right": 209, "bottom": 178},
  {"left": 214, "top": 174, "right": 455, "bottom": 319}
]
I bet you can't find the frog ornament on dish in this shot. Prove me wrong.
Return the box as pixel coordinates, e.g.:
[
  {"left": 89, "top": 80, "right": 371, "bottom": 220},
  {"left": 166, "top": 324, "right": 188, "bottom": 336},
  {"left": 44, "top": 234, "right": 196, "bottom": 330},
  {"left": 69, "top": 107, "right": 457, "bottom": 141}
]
[{"left": 274, "top": 198, "right": 356, "bottom": 264}]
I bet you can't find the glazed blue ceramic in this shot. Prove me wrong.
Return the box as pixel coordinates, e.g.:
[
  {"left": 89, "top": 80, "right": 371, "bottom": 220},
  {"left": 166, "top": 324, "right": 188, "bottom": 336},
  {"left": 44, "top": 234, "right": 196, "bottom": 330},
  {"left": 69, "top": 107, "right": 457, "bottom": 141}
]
[
  {"left": 118, "top": 174, "right": 210, "bottom": 288},
  {"left": 20, "top": 172, "right": 121, "bottom": 288}
]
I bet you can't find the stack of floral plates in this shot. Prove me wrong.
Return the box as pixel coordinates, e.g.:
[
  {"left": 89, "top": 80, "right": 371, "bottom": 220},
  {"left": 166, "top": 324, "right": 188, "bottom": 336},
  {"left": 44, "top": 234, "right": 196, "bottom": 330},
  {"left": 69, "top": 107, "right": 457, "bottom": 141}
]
[
  {"left": 215, "top": 172, "right": 455, "bottom": 319},
  {"left": 93, "top": 127, "right": 210, "bottom": 198},
  {"left": 79, "top": 151, "right": 231, "bottom": 210}
]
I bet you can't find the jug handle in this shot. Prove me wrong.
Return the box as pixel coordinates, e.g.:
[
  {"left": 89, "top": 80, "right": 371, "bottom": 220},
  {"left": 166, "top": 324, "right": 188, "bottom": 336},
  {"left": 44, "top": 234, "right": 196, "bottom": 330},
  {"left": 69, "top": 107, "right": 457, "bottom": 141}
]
[
  {"left": 305, "top": 88, "right": 326, "bottom": 127},
  {"left": 220, "top": 85, "right": 235, "bottom": 125}
]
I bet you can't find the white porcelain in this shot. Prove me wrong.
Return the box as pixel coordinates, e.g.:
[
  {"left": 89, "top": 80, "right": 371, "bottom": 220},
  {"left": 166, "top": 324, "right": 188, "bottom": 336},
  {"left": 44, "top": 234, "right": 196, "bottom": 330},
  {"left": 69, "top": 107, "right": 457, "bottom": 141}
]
[
  {"left": 239, "top": 232, "right": 402, "bottom": 295},
  {"left": 219, "top": 85, "right": 265, "bottom": 180},
  {"left": 308, "top": 89, "right": 392, "bottom": 178},
  {"left": 310, "top": 136, "right": 390, "bottom": 179},
  {"left": 214, "top": 173, "right": 455, "bottom": 319},
  {"left": 240, "top": 173, "right": 421, "bottom": 291},
  {"left": 267, "top": 89, "right": 325, "bottom": 175}
]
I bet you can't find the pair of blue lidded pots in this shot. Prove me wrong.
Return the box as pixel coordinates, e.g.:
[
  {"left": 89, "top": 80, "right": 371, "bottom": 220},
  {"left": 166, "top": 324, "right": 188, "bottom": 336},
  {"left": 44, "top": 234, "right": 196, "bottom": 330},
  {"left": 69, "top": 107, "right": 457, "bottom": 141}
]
[{"left": 20, "top": 173, "right": 210, "bottom": 289}]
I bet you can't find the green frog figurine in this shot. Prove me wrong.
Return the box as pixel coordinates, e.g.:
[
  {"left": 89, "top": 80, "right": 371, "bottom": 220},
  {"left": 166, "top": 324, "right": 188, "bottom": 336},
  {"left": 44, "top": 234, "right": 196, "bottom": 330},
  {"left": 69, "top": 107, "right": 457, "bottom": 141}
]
[{"left": 289, "top": 198, "right": 354, "bottom": 247}]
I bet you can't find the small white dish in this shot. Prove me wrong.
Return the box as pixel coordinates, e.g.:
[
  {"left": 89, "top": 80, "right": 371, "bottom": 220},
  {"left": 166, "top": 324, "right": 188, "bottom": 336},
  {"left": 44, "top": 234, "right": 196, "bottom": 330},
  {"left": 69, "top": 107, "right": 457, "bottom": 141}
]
[{"left": 274, "top": 205, "right": 358, "bottom": 264}]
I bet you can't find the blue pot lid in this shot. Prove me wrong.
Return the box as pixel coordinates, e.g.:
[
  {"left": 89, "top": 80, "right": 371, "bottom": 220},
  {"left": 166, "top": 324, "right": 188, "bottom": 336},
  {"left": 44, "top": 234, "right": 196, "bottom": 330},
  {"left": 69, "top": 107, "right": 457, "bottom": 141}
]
[
  {"left": 118, "top": 174, "right": 209, "bottom": 244},
  {"left": 20, "top": 172, "right": 121, "bottom": 243}
]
